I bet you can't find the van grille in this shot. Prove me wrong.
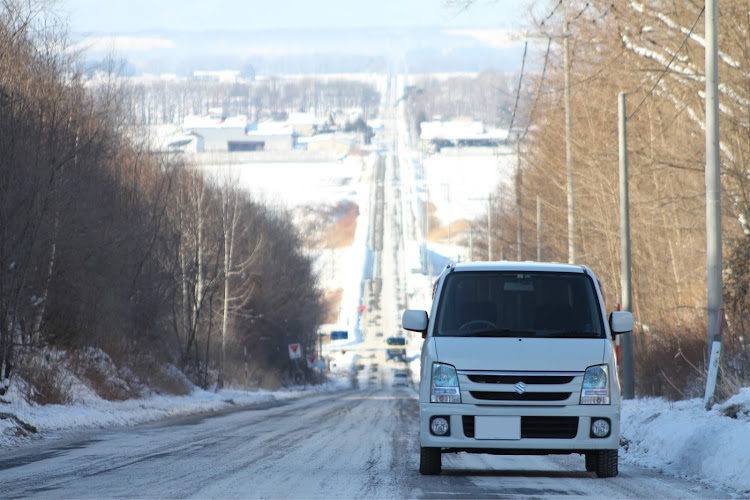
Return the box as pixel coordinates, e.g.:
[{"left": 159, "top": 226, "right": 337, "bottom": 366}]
[
  {"left": 470, "top": 391, "right": 571, "bottom": 402},
  {"left": 462, "top": 416, "right": 579, "bottom": 439},
  {"left": 458, "top": 370, "right": 582, "bottom": 406},
  {"left": 467, "top": 374, "right": 574, "bottom": 384}
]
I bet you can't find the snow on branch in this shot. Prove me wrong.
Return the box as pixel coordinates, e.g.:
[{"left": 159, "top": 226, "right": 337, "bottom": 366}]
[{"left": 628, "top": 1, "right": 745, "bottom": 74}]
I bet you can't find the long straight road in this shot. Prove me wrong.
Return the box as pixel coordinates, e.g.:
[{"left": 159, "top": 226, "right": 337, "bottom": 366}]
[
  {"left": 0, "top": 387, "right": 731, "bottom": 499},
  {"left": 0, "top": 75, "right": 737, "bottom": 499}
]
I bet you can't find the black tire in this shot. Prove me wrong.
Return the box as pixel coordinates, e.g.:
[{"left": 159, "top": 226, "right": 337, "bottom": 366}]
[
  {"left": 594, "top": 449, "right": 618, "bottom": 478},
  {"left": 419, "top": 447, "right": 442, "bottom": 475},
  {"left": 585, "top": 452, "right": 597, "bottom": 472}
]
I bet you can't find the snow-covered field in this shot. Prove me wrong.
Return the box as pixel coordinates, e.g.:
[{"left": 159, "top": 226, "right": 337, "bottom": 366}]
[
  {"left": 198, "top": 157, "right": 362, "bottom": 208},
  {"left": 422, "top": 146, "right": 515, "bottom": 225},
  {"left": 2, "top": 146, "right": 750, "bottom": 495}
]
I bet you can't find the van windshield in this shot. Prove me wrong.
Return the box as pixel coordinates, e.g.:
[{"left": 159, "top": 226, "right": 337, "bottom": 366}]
[{"left": 434, "top": 271, "right": 604, "bottom": 338}]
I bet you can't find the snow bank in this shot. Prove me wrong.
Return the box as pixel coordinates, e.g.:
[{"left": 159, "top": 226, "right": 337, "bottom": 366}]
[
  {"left": 621, "top": 388, "right": 750, "bottom": 493},
  {"left": 0, "top": 379, "right": 350, "bottom": 449}
]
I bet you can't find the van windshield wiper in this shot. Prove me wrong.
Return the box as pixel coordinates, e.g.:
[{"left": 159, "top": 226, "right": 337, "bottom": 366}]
[
  {"left": 543, "top": 330, "right": 600, "bottom": 338},
  {"left": 466, "top": 329, "right": 537, "bottom": 338}
]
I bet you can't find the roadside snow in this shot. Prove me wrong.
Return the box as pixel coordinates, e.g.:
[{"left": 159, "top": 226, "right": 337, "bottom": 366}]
[
  {"left": 620, "top": 388, "right": 750, "bottom": 493},
  {"left": 0, "top": 379, "right": 350, "bottom": 449},
  {"left": 2, "top": 377, "right": 749, "bottom": 494}
]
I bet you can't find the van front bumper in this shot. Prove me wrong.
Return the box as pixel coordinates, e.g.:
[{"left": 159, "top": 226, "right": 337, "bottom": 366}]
[{"left": 420, "top": 403, "right": 620, "bottom": 452}]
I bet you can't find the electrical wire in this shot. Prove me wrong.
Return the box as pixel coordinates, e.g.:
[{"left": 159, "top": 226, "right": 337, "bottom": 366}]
[
  {"left": 505, "top": 40, "right": 528, "bottom": 143},
  {"left": 572, "top": 2, "right": 590, "bottom": 21},
  {"left": 626, "top": 6, "right": 705, "bottom": 121},
  {"left": 521, "top": 36, "right": 552, "bottom": 143},
  {"left": 540, "top": 0, "right": 564, "bottom": 27}
]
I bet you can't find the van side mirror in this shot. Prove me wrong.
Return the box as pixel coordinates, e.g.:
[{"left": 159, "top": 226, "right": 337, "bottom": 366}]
[
  {"left": 402, "top": 309, "right": 428, "bottom": 338},
  {"left": 609, "top": 311, "right": 634, "bottom": 337}
]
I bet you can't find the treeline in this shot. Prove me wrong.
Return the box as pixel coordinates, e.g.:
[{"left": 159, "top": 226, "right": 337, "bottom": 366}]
[
  {"left": 484, "top": 0, "right": 750, "bottom": 400},
  {"left": 118, "top": 77, "right": 382, "bottom": 126},
  {"left": 406, "top": 71, "right": 519, "bottom": 129},
  {"left": 0, "top": 1, "right": 325, "bottom": 401}
]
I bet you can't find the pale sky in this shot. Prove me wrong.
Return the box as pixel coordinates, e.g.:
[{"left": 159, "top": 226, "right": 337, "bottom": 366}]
[{"left": 62, "top": 0, "right": 533, "bottom": 33}]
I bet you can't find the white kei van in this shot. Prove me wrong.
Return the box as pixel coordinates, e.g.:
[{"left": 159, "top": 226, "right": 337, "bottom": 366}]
[{"left": 402, "top": 262, "right": 634, "bottom": 478}]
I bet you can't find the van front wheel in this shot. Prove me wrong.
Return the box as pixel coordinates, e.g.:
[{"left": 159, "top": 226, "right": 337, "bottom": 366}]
[
  {"left": 584, "top": 452, "right": 597, "bottom": 472},
  {"left": 594, "top": 449, "right": 618, "bottom": 478},
  {"left": 419, "top": 447, "right": 442, "bottom": 475}
]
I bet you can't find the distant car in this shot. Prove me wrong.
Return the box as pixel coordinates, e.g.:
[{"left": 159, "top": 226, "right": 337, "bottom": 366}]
[
  {"left": 375, "top": 332, "right": 384, "bottom": 337},
  {"left": 386, "top": 336, "right": 407, "bottom": 361},
  {"left": 392, "top": 372, "right": 409, "bottom": 387}
]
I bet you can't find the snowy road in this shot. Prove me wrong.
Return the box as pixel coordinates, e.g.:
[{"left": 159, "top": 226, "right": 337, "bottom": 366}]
[
  {"left": 0, "top": 388, "right": 732, "bottom": 499},
  {"left": 0, "top": 76, "right": 742, "bottom": 499}
]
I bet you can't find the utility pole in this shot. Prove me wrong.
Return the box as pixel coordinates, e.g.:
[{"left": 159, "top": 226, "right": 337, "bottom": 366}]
[
  {"left": 564, "top": 26, "right": 576, "bottom": 264},
  {"left": 516, "top": 135, "right": 523, "bottom": 261},
  {"left": 536, "top": 196, "right": 542, "bottom": 261},
  {"left": 487, "top": 194, "right": 493, "bottom": 261},
  {"left": 469, "top": 225, "right": 475, "bottom": 261},
  {"left": 618, "top": 92, "right": 635, "bottom": 400},
  {"left": 423, "top": 174, "right": 429, "bottom": 274},
  {"left": 705, "top": 0, "right": 722, "bottom": 349},
  {"left": 704, "top": 0, "right": 723, "bottom": 409}
]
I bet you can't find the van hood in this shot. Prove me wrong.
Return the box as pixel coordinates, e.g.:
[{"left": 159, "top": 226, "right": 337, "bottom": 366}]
[{"left": 433, "top": 337, "right": 606, "bottom": 372}]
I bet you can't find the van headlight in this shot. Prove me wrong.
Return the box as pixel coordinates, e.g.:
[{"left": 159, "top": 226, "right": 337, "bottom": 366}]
[
  {"left": 580, "top": 365, "right": 610, "bottom": 405},
  {"left": 431, "top": 363, "right": 461, "bottom": 403}
]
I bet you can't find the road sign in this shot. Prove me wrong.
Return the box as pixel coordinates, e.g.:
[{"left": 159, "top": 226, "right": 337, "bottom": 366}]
[
  {"left": 288, "top": 343, "right": 302, "bottom": 360},
  {"left": 331, "top": 330, "right": 348, "bottom": 340}
]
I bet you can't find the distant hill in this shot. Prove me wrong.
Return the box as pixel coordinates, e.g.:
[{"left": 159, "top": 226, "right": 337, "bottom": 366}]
[{"left": 70, "top": 26, "right": 527, "bottom": 76}]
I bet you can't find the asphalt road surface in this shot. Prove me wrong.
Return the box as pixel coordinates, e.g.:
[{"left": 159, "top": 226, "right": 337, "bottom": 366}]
[{"left": 0, "top": 387, "right": 733, "bottom": 499}]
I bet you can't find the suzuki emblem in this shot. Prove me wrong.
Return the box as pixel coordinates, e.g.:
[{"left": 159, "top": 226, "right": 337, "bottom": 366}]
[{"left": 515, "top": 381, "right": 527, "bottom": 394}]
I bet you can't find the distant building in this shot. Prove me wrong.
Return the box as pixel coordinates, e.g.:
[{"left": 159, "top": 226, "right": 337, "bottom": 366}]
[
  {"left": 137, "top": 125, "right": 204, "bottom": 154},
  {"left": 306, "top": 132, "right": 360, "bottom": 154},
  {"left": 419, "top": 119, "right": 508, "bottom": 151},
  {"left": 182, "top": 113, "right": 295, "bottom": 152},
  {"left": 286, "top": 111, "right": 325, "bottom": 137},
  {"left": 237, "top": 121, "right": 296, "bottom": 152},
  {"left": 192, "top": 70, "right": 241, "bottom": 83},
  {"left": 166, "top": 132, "right": 204, "bottom": 154}
]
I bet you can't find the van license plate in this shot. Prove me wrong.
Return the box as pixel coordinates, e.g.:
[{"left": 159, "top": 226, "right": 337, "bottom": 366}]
[{"left": 474, "top": 416, "right": 521, "bottom": 440}]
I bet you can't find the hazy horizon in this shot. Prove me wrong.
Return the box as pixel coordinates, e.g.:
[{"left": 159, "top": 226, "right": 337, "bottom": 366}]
[
  {"left": 63, "top": 0, "right": 533, "bottom": 33},
  {"left": 62, "top": 0, "right": 537, "bottom": 76}
]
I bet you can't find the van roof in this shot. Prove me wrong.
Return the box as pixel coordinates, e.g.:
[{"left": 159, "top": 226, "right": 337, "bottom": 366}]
[{"left": 448, "top": 261, "right": 589, "bottom": 274}]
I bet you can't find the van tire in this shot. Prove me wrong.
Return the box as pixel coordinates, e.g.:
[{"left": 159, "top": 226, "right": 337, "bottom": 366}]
[
  {"left": 419, "top": 447, "right": 442, "bottom": 475},
  {"left": 594, "top": 449, "right": 618, "bottom": 478},
  {"left": 584, "top": 452, "right": 597, "bottom": 472}
]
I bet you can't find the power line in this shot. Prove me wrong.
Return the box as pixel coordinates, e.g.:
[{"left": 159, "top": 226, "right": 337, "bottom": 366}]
[
  {"left": 519, "top": 0, "right": 610, "bottom": 143},
  {"left": 521, "top": 36, "right": 552, "bottom": 143},
  {"left": 626, "top": 6, "right": 705, "bottom": 121},
  {"left": 599, "top": 3, "right": 614, "bottom": 19},
  {"left": 572, "top": 2, "right": 590, "bottom": 21},
  {"left": 540, "top": 0, "right": 564, "bottom": 27},
  {"left": 505, "top": 40, "right": 528, "bottom": 142}
]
